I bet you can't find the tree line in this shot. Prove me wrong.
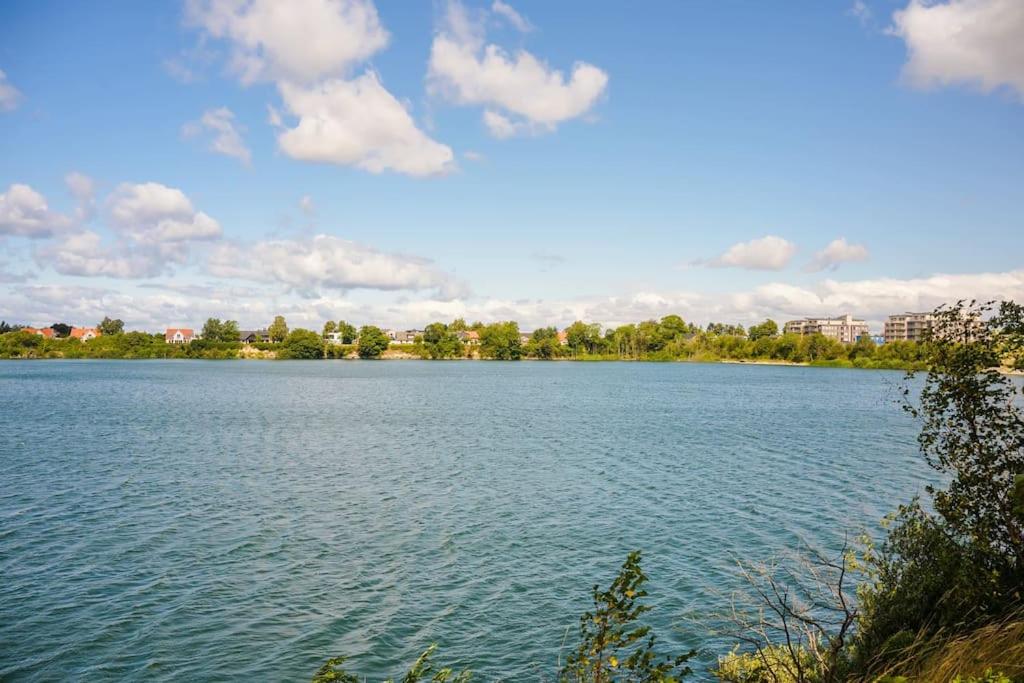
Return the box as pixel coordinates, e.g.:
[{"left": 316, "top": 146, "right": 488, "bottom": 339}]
[{"left": 3, "top": 311, "right": 1021, "bottom": 371}]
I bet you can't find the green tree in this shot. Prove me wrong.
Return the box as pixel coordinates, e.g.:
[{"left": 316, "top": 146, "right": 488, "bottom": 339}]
[
  {"left": 854, "top": 301, "right": 1024, "bottom": 672},
  {"left": 337, "top": 321, "right": 357, "bottom": 344},
  {"left": 220, "top": 320, "right": 239, "bottom": 343},
  {"left": 202, "top": 318, "right": 224, "bottom": 342},
  {"left": 268, "top": 315, "right": 289, "bottom": 342},
  {"left": 526, "top": 327, "right": 560, "bottom": 359},
  {"left": 658, "top": 314, "right": 691, "bottom": 340},
  {"left": 322, "top": 320, "right": 337, "bottom": 338},
  {"left": 566, "top": 320, "right": 603, "bottom": 355},
  {"left": 847, "top": 335, "right": 876, "bottom": 360},
  {"left": 97, "top": 316, "right": 125, "bottom": 335},
  {"left": 559, "top": 551, "right": 694, "bottom": 682},
  {"left": 450, "top": 317, "right": 468, "bottom": 332},
  {"left": 357, "top": 325, "right": 390, "bottom": 358},
  {"left": 804, "top": 333, "right": 836, "bottom": 361},
  {"left": 422, "top": 322, "right": 464, "bottom": 359},
  {"left": 479, "top": 321, "right": 522, "bottom": 360},
  {"left": 747, "top": 319, "right": 779, "bottom": 342},
  {"left": 50, "top": 323, "right": 72, "bottom": 338},
  {"left": 201, "top": 318, "right": 240, "bottom": 343},
  {"left": 281, "top": 329, "right": 324, "bottom": 359}
]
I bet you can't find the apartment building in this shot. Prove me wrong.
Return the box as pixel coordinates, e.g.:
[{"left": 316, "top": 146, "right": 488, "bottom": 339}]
[
  {"left": 783, "top": 314, "right": 870, "bottom": 344},
  {"left": 884, "top": 312, "right": 935, "bottom": 343}
]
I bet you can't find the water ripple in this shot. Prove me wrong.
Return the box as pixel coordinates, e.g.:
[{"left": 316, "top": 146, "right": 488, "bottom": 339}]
[{"left": 0, "top": 360, "right": 939, "bottom": 681}]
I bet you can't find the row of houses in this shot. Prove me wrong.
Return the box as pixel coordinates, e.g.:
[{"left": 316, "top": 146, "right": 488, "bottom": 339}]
[
  {"left": 23, "top": 326, "right": 101, "bottom": 340},
  {"left": 158, "top": 314, "right": 939, "bottom": 347},
  {"left": 783, "top": 312, "right": 939, "bottom": 344}
]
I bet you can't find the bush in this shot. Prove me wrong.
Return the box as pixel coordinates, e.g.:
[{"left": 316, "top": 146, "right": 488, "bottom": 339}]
[
  {"left": 281, "top": 329, "right": 324, "bottom": 359},
  {"left": 357, "top": 325, "right": 390, "bottom": 359}
]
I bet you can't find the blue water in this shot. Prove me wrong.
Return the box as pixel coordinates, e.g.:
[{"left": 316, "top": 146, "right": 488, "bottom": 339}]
[{"left": 0, "top": 360, "right": 936, "bottom": 681}]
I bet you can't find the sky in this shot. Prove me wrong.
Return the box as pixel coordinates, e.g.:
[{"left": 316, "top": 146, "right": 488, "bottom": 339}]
[{"left": 1, "top": 0, "right": 1023, "bottom": 333}]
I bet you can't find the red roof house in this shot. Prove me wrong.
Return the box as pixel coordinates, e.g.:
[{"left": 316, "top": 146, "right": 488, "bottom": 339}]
[
  {"left": 165, "top": 328, "right": 196, "bottom": 344},
  {"left": 69, "top": 327, "right": 101, "bottom": 340},
  {"left": 23, "top": 327, "right": 55, "bottom": 338}
]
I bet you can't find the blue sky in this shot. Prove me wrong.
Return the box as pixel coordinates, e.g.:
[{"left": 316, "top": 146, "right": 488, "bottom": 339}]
[{"left": 1, "top": 0, "right": 1022, "bottom": 331}]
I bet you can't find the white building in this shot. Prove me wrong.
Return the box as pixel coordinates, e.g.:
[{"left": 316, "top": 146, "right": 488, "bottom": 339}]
[
  {"left": 783, "top": 314, "right": 870, "bottom": 344},
  {"left": 884, "top": 312, "right": 935, "bottom": 343}
]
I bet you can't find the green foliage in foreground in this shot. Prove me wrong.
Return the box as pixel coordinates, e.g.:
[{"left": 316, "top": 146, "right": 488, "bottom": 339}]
[
  {"left": 851, "top": 301, "right": 1024, "bottom": 674},
  {"left": 559, "top": 551, "right": 695, "bottom": 683},
  {"left": 312, "top": 551, "right": 692, "bottom": 683},
  {"left": 312, "top": 645, "right": 471, "bottom": 683},
  {"left": 712, "top": 300, "right": 1024, "bottom": 683}
]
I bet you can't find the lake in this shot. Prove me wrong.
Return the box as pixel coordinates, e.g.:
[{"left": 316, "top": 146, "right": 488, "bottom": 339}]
[{"left": 0, "top": 360, "right": 936, "bottom": 681}]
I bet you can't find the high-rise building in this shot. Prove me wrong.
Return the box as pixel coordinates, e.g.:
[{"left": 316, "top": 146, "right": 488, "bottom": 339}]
[{"left": 783, "top": 314, "right": 870, "bottom": 344}]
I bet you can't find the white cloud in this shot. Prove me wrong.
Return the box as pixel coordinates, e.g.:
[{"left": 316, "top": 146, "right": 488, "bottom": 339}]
[
  {"left": 36, "top": 231, "right": 169, "bottom": 279},
  {"left": 463, "top": 150, "right": 485, "bottom": 162},
  {"left": 185, "top": 0, "right": 389, "bottom": 85},
  {"left": 705, "top": 235, "right": 797, "bottom": 271},
  {"left": 206, "top": 234, "right": 467, "bottom": 298},
  {"left": 7, "top": 266, "right": 1024, "bottom": 333},
  {"left": 0, "top": 184, "right": 72, "bottom": 238},
  {"left": 0, "top": 69, "right": 22, "bottom": 112},
  {"left": 32, "top": 182, "right": 221, "bottom": 279},
  {"left": 889, "top": 0, "right": 1024, "bottom": 99},
  {"left": 182, "top": 107, "right": 252, "bottom": 164},
  {"left": 805, "top": 237, "right": 870, "bottom": 272},
  {"left": 491, "top": 0, "right": 532, "bottom": 32},
  {"left": 65, "top": 171, "right": 96, "bottom": 222},
  {"left": 428, "top": 0, "right": 609, "bottom": 137},
  {"left": 384, "top": 269, "right": 1024, "bottom": 331},
  {"left": 187, "top": 0, "right": 452, "bottom": 177},
  {"left": 482, "top": 109, "right": 523, "bottom": 138},
  {"left": 109, "top": 182, "right": 222, "bottom": 244},
  {"left": 848, "top": 0, "right": 873, "bottom": 26},
  {"left": 299, "top": 194, "right": 315, "bottom": 215},
  {"left": 276, "top": 74, "right": 455, "bottom": 176}
]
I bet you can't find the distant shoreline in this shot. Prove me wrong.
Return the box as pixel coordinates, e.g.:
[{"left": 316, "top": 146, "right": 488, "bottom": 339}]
[{"left": 5, "top": 356, "right": 1021, "bottom": 376}]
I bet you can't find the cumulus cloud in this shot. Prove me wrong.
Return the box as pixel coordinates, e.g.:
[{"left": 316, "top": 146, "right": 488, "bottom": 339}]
[
  {"left": 186, "top": 0, "right": 452, "bottom": 176},
  {"left": 0, "top": 69, "right": 22, "bottom": 112},
  {"left": 703, "top": 235, "right": 797, "bottom": 271},
  {"left": 0, "top": 184, "right": 72, "bottom": 238},
  {"left": 889, "top": 0, "right": 1024, "bottom": 99},
  {"left": 276, "top": 74, "right": 455, "bottom": 176},
  {"left": 65, "top": 171, "right": 97, "bottom": 222},
  {"left": 428, "top": 0, "right": 609, "bottom": 137},
  {"left": 383, "top": 269, "right": 1024, "bottom": 331},
  {"left": 35, "top": 231, "right": 168, "bottom": 279},
  {"left": 206, "top": 234, "right": 467, "bottom": 298},
  {"left": 491, "top": 0, "right": 532, "bottom": 32},
  {"left": 6, "top": 266, "right": 1024, "bottom": 332},
  {"left": 185, "top": 0, "right": 389, "bottom": 85},
  {"left": 482, "top": 109, "right": 522, "bottom": 138},
  {"left": 805, "top": 237, "right": 870, "bottom": 272},
  {"left": 33, "top": 182, "right": 221, "bottom": 279},
  {"left": 108, "top": 182, "right": 222, "bottom": 244},
  {"left": 182, "top": 107, "right": 252, "bottom": 164}
]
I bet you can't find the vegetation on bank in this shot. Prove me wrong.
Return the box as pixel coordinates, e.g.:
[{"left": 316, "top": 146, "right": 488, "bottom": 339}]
[
  {"left": 305, "top": 301, "right": 1024, "bottom": 681},
  {"left": 0, "top": 314, "right": 954, "bottom": 370}
]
